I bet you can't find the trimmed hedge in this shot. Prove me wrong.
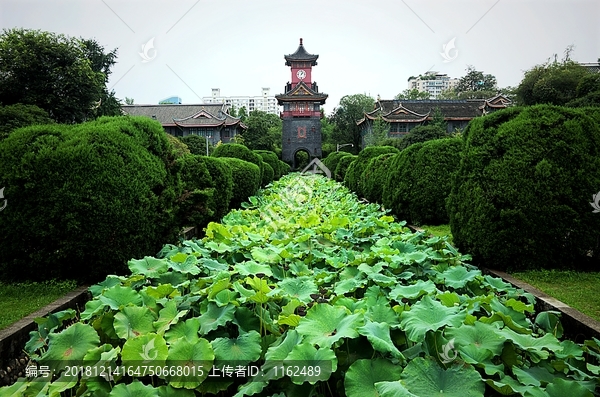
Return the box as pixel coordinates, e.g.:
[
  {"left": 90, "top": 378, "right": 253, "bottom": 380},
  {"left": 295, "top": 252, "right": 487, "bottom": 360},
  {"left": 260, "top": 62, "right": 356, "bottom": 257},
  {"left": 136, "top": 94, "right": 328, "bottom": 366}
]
[
  {"left": 203, "top": 156, "right": 233, "bottom": 220},
  {"left": 221, "top": 157, "right": 261, "bottom": 209},
  {"left": 447, "top": 105, "right": 600, "bottom": 271},
  {"left": 212, "top": 143, "right": 264, "bottom": 183},
  {"left": 344, "top": 146, "right": 399, "bottom": 197},
  {"left": 254, "top": 150, "right": 282, "bottom": 179},
  {"left": 0, "top": 103, "right": 54, "bottom": 140},
  {"left": 0, "top": 116, "right": 181, "bottom": 282},
  {"left": 322, "top": 151, "right": 351, "bottom": 177},
  {"left": 279, "top": 160, "right": 291, "bottom": 176},
  {"left": 361, "top": 153, "right": 397, "bottom": 203},
  {"left": 175, "top": 154, "right": 215, "bottom": 229},
  {"left": 262, "top": 162, "right": 275, "bottom": 186},
  {"left": 382, "top": 138, "right": 462, "bottom": 225},
  {"left": 334, "top": 155, "right": 357, "bottom": 182}
]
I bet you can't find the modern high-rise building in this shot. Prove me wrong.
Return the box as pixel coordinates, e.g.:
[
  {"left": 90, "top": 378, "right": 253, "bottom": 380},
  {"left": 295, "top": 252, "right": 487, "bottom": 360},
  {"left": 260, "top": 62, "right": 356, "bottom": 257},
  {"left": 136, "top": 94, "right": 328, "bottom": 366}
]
[
  {"left": 202, "top": 88, "right": 279, "bottom": 115},
  {"left": 407, "top": 73, "right": 459, "bottom": 99}
]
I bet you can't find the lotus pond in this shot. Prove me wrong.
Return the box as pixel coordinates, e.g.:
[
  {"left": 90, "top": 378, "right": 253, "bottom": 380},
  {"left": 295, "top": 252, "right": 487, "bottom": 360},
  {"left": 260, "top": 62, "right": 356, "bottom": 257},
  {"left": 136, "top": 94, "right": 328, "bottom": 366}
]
[{"left": 1, "top": 174, "right": 599, "bottom": 396}]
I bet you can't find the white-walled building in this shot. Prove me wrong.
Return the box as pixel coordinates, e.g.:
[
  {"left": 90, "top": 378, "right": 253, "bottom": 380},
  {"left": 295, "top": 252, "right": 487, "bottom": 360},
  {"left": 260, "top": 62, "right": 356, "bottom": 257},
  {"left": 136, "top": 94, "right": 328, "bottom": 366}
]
[
  {"left": 202, "top": 88, "right": 279, "bottom": 115},
  {"left": 407, "top": 73, "right": 459, "bottom": 99}
]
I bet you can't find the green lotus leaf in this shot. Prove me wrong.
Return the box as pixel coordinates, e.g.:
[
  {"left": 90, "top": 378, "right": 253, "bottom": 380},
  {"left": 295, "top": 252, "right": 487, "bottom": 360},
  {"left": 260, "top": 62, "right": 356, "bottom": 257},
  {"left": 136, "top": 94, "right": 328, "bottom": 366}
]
[
  {"left": 121, "top": 333, "right": 168, "bottom": 367},
  {"left": 234, "top": 261, "right": 273, "bottom": 277},
  {"left": 0, "top": 380, "right": 29, "bottom": 397},
  {"left": 157, "top": 384, "right": 195, "bottom": 397},
  {"left": 374, "top": 381, "right": 418, "bottom": 397},
  {"left": 512, "top": 365, "right": 555, "bottom": 387},
  {"left": 505, "top": 298, "right": 534, "bottom": 313},
  {"left": 128, "top": 257, "right": 169, "bottom": 278},
  {"left": 271, "top": 276, "right": 318, "bottom": 304},
  {"left": 555, "top": 339, "right": 584, "bottom": 359},
  {"left": 389, "top": 279, "right": 437, "bottom": 301},
  {"left": 100, "top": 285, "right": 142, "bottom": 310},
  {"left": 232, "top": 381, "right": 268, "bottom": 397},
  {"left": 144, "top": 284, "right": 178, "bottom": 300},
  {"left": 81, "top": 344, "right": 121, "bottom": 381},
  {"left": 334, "top": 278, "right": 367, "bottom": 295},
  {"left": 534, "top": 311, "right": 564, "bottom": 338},
  {"left": 262, "top": 330, "right": 303, "bottom": 375},
  {"left": 251, "top": 247, "right": 282, "bottom": 264},
  {"left": 482, "top": 275, "right": 515, "bottom": 293},
  {"left": 109, "top": 380, "right": 159, "bottom": 397},
  {"left": 198, "top": 303, "right": 236, "bottom": 335},
  {"left": 401, "top": 357, "right": 484, "bottom": 397},
  {"left": 167, "top": 254, "right": 201, "bottom": 275},
  {"left": 153, "top": 300, "right": 188, "bottom": 335},
  {"left": 80, "top": 299, "right": 108, "bottom": 321},
  {"left": 41, "top": 323, "right": 100, "bottom": 371},
  {"left": 497, "top": 328, "right": 562, "bottom": 363},
  {"left": 48, "top": 371, "right": 78, "bottom": 395},
  {"left": 405, "top": 251, "right": 428, "bottom": 263},
  {"left": 165, "top": 318, "right": 201, "bottom": 344},
  {"left": 89, "top": 276, "right": 122, "bottom": 297},
  {"left": 199, "top": 258, "right": 229, "bottom": 273},
  {"left": 366, "top": 303, "right": 400, "bottom": 327},
  {"left": 445, "top": 322, "right": 506, "bottom": 360},
  {"left": 357, "top": 320, "right": 404, "bottom": 360},
  {"left": 232, "top": 281, "right": 255, "bottom": 303},
  {"left": 438, "top": 266, "right": 481, "bottom": 289},
  {"left": 113, "top": 306, "right": 156, "bottom": 339},
  {"left": 156, "top": 271, "right": 188, "bottom": 287},
  {"left": 211, "top": 330, "right": 262, "bottom": 365},
  {"left": 437, "top": 291, "right": 461, "bottom": 307},
  {"left": 400, "top": 295, "right": 465, "bottom": 342},
  {"left": 485, "top": 375, "right": 533, "bottom": 395},
  {"left": 166, "top": 338, "right": 214, "bottom": 388},
  {"left": 334, "top": 297, "right": 367, "bottom": 313},
  {"left": 344, "top": 358, "right": 403, "bottom": 397},
  {"left": 233, "top": 306, "right": 261, "bottom": 333},
  {"left": 213, "top": 289, "right": 239, "bottom": 307},
  {"left": 296, "top": 304, "right": 363, "bottom": 348},
  {"left": 284, "top": 343, "right": 337, "bottom": 384}
]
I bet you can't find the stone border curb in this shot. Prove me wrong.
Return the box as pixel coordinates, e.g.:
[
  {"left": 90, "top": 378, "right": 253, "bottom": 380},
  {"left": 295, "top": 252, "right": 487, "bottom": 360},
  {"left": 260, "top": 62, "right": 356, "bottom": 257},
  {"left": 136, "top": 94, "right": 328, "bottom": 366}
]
[
  {"left": 0, "top": 286, "right": 91, "bottom": 366},
  {"left": 483, "top": 268, "right": 600, "bottom": 342}
]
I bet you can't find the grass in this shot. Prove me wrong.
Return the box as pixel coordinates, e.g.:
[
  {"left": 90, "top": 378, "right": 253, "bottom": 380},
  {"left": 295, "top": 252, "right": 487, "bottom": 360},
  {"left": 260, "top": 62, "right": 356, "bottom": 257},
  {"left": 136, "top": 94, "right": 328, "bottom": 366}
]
[
  {"left": 0, "top": 280, "right": 79, "bottom": 330},
  {"left": 510, "top": 270, "right": 600, "bottom": 323}
]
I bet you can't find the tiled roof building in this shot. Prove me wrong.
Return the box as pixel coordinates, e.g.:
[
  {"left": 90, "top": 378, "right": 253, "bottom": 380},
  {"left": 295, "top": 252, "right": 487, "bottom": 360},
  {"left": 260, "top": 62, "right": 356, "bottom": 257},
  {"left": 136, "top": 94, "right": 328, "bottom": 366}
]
[
  {"left": 357, "top": 95, "right": 511, "bottom": 141},
  {"left": 122, "top": 103, "right": 246, "bottom": 144}
]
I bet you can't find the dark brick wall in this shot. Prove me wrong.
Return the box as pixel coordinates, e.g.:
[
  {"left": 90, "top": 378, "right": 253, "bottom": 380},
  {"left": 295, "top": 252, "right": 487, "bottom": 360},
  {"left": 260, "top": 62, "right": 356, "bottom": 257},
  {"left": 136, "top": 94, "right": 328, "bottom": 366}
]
[{"left": 282, "top": 117, "right": 322, "bottom": 167}]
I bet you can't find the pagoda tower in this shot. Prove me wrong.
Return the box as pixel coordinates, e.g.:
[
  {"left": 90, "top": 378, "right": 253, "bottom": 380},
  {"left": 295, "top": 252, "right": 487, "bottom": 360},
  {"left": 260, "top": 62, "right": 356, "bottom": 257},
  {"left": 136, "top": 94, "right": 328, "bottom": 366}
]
[{"left": 276, "top": 38, "right": 328, "bottom": 168}]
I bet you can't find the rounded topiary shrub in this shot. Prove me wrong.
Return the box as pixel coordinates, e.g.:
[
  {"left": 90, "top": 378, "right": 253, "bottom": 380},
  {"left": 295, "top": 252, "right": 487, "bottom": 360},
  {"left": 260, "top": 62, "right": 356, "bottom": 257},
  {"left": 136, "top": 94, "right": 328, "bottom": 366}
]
[
  {"left": 175, "top": 154, "right": 215, "bottom": 229},
  {"left": 279, "top": 160, "right": 291, "bottom": 176},
  {"left": 221, "top": 157, "right": 261, "bottom": 209},
  {"left": 344, "top": 146, "right": 399, "bottom": 197},
  {"left": 212, "top": 143, "right": 264, "bottom": 180},
  {"left": 361, "top": 153, "right": 397, "bottom": 204},
  {"left": 254, "top": 150, "right": 281, "bottom": 180},
  {"left": 202, "top": 156, "right": 234, "bottom": 220},
  {"left": 334, "top": 155, "right": 357, "bottom": 182},
  {"left": 322, "top": 151, "right": 351, "bottom": 178},
  {"left": 261, "top": 162, "right": 275, "bottom": 186},
  {"left": 447, "top": 105, "right": 600, "bottom": 271},
  {"left": 0, "top": 117, "right": 182, "bottom": 282},
  {"left": 382, "top": 138, "right": 462, "bottom": 225}
]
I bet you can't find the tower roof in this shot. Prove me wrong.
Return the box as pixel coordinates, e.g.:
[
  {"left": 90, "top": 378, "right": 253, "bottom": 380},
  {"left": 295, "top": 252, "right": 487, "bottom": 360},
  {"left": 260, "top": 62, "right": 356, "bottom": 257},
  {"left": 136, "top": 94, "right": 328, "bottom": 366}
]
[{"left": 285, "top": 38, "right": 319, "bottom": 66}]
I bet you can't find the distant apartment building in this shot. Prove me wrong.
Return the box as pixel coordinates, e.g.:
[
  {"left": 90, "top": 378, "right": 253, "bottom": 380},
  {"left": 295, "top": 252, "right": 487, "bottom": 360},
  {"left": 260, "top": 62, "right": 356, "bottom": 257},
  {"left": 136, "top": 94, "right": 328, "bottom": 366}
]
[
  {"left": 159, "top": 96, "right": 182, "bottom": 104},
  {"left": 202, "top": 88, "right": 279, "bottom": 115},
  {"left": 407, "top": 73, "right": 459, "bottom": 99}
]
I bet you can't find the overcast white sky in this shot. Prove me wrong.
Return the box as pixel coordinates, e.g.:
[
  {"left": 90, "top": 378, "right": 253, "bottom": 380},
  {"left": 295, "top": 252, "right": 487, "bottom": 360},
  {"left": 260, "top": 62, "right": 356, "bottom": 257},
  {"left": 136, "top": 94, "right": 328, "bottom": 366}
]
[{"left": 1, "top": 0, "right": 599, "bottom": 115}]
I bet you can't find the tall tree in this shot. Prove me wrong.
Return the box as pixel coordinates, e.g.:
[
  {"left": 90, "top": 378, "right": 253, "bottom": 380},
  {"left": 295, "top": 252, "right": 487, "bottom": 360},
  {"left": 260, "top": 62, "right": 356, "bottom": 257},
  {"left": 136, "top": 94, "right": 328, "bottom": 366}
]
[
  {"left": 81, "top": 38, "right": 122, "bottom": 118},
  {"left": 0, "top": 29, "right": 107, "bottom": 123},
  {"left": 330, "top": 94, "right": 375, "bottom": 151},
  {"left": 242, "top": 110, "right": 282, "bottom": 151},
  {"left": 395, "top": 88, "right": 430, "bottom": 100},
  {"left": 455, "top": 65, "right": 497, "bottom": 93},
  {"left": 363, "top": 116, "right": 390, "bottom": 147},
  {"left": 238, "top": 106, "right": 248, "bottom": 122}
]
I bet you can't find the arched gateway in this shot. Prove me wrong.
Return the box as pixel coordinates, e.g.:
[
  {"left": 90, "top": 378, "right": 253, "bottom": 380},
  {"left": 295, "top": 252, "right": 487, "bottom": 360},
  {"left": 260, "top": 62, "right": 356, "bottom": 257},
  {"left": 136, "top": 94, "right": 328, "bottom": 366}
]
[{"left": 276, "top": 39, "right": 328, "bottom": 169}]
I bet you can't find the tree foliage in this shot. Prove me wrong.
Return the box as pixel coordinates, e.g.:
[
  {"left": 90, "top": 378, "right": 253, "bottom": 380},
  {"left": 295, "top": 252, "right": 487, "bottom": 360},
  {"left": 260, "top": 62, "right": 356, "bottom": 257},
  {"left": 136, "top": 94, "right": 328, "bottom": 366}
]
[
  {"left": 344, "top": 146, "right": 399, "bottom": 198},
  {"left": 180, "top": 134, "right": 210, "bottom": 156},
  {"left": 0, "top": 29, "right": 115, "bottom": 123},
  {"left": 395, "top": 124, "right": 447, "bottom": 151},
  {"left": 395, "top": 88, "right": 430, "bottom": 100},
  {"left": 0, "top": 103, "right": 54, "bottom": 140},
  {"left": 439, "top": 66, "right": 498, "bottom": 100},
  {"left": 242, "top": 110, "right": 282, "bottom": 151},
  {"left": 330, "top": 94, "right": 375, "bottom": 152}
]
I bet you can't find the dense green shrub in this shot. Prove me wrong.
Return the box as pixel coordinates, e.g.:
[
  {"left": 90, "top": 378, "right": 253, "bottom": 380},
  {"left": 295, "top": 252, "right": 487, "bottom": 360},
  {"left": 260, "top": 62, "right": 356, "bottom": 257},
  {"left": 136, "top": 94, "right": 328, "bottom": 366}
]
[
  {"left": 202, "top": 156, "right": 233, "bottom": 220},
  {"left": 180, "top": 134, "right": 210, "bottom": 155},
  {"left": 166, "top": 134, "right": 190, "bottom": 157},
  {"left": 0, "top": 103, "right": 54, "bottom": 140},
  {"left": 262, "top": 162, "right": 275, "bottom": 186},
  {"left": 379, "top": 137, "right": 405, "bottom": 150},
  {"left": 213, "top": 143, "right": 264, "bottom": 183},
  {"left": 334, "top": 154, "right": 357, "bottom": 182},
  {"left": 254, "top": 150, "right": 281, "bottom": 179},
  {"left": 221, "top": 157, "right": 261, "bottom": 209},
  {"left": 0, "top": 116, "right": 182, "bottom": 282},
  {"left": 447, "top": 105, "right": 600, "bottom": 271},
  {"left": 323, "top": 151, "right": 351, "bottom": 178},
  {"left": 344, "top": 146, "right": 399, "bottom": 197},
  {"left": 361, "top": 153, "right": 397, "bottom": 203},
  {"left": 382, "top": 138, "right": 462, "bottom": 225},
  {"left": 175, "top": 154, "right": 214, "bottom": 229},
  {"left": 279, "top": 160, "right": 291, "bottom": 176}
]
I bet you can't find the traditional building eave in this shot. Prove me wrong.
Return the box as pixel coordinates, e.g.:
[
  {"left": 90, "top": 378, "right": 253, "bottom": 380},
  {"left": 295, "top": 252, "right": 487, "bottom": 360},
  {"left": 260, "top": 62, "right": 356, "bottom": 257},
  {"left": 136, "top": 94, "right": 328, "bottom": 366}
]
[{"left": 284, "top": 38, "right": 319, "bottom": 66}]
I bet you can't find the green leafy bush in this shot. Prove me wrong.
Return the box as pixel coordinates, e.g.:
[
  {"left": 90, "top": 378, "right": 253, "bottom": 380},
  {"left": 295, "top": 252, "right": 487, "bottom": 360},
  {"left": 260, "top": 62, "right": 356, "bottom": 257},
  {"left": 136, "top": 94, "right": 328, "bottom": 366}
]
[
  {"left": 254, "top": 150, "right": 281, "bottom": 179},
  {"left": 180, "top": 134, "right": 209, "bottom": 156},
  {"left": 0, "top": 103, "right": 54, "bottom": 140},
  {"left": 448, "top": 105, "right": 600, "bottom": 271},
  {"left": 344, "top": 146, "right": 399, "bottom": 197},
  {"left": 166, "top": 134, "right": 190, "bottom": 158},
  {"left": 322, "top": 151, "right": 351, "bottom": 176},
  {"left": 279, "top": 160, "right": 291, "bottom": 176},
  {"left": 8, "top": 174, "right": 600, "bottom": 396},
  {"left": 361, "top": 153, "right": 397, "bottom": 203},
  {"left": 261, "top": 162, "right": 274, "bottom": 186},
  {"left": 175, "top": 154, "right": 214, "bottom": 229},
  {"left": 382, "top": 138, "right": 462, "bottom": 225},
  {"left": 221, "top": 157, "right": 261, "bottom": 209},
  {"left": 334, "top": 154, "right": 357, "bottom": 182},
  {"left": 0, "top": 116, "right": 181, "bottom": 282},
  {"left": 202, "top": 156, "right": 233, "bottom": 220}
]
